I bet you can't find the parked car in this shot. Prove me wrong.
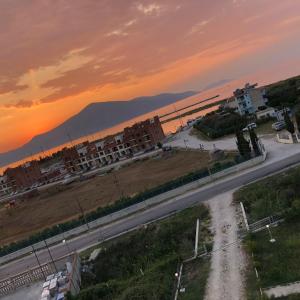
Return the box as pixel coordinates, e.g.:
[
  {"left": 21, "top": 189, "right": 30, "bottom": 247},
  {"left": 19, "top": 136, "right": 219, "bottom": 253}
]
[
  {"left": 272, "top": 121, "right": 285, "bottom": 131},
  {"left": 242, "top": 122, "right": 257, "bottom": 132}
]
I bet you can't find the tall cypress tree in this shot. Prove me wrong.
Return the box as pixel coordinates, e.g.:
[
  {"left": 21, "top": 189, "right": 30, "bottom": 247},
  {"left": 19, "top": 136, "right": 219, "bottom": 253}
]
[
  {"left": 284, "top": 108, "right": 295, "bottom": 134},
  {"left": 249, "top": 128, "right": 261, "bottom": 156},
  {"left": 236, "top": 130, "right": 251, "bottom": 159},
  {"left": 295, "top": 109, "right": 300, "bottom": 133}
]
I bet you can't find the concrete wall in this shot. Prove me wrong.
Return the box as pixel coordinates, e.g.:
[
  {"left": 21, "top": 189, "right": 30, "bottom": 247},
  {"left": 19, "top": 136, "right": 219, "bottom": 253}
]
[
  {"left": 277, "top": 132, "right": 294, "bottom": 144},
  {"left": 0, "top": 153, "right": 267, "bottom": 266}
]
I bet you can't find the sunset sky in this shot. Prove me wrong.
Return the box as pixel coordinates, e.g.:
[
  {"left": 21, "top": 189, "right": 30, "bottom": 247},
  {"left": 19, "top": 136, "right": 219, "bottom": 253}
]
[{"left": 1, "top": 0, "right": 300, "bottom": 153}]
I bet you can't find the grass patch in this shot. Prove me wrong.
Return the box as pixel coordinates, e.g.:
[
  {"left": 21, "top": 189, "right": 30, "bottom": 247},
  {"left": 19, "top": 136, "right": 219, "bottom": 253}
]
[
  {"left": 255, "top": 120, "right": 276, "bottom": 135},
  {"left": 178, "top": 258, "right": 210, "bottom": 300},
  {"left": 243, "top": 250, "right": 262, "bottom": 300},
  {"left": 71, "top": 205, "right": 212, "bottom": 300},
  {"left": 236, "top": 165, "right": 300, "bottom": 298},
  {"left": 234, "top": 166, "right": 300, "bottom": 223},
  {"left": 246, "top": 222, "right": 300, "bottom": 288}
]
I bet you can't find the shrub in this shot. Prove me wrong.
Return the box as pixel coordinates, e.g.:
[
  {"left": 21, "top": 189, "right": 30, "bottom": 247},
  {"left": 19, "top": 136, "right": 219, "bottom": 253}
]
[{"left": 194, "top": 111, "right": 247, "bottom": 139}]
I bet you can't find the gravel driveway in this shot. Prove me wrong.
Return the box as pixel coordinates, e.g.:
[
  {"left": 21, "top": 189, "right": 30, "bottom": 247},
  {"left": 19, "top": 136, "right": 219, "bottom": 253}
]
[{"left": 204, "top": 191, "right": 247, "bottom": 300}]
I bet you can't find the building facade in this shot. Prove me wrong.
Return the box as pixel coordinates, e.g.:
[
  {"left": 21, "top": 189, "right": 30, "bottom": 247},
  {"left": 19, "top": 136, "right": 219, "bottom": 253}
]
[
  {"left": 0, "top": 175, "right": 13, "bottom": 197},
  {"left": 4, "top": 161, "right": 42, "bottom": 191},
  {"left": 63, "top": 116, "right": 165, "bottom": 173},
  {"left": 234, "top": 83, "right": 268, "bottom": 116},
  {"left": 123, "top": 116, "right": 165, "bottom": 152}
]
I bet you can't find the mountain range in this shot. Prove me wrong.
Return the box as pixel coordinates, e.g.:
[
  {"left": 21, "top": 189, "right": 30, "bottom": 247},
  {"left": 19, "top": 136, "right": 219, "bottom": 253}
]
[{"left": 0, "top": 91, "right": 197, "bottom": 167}]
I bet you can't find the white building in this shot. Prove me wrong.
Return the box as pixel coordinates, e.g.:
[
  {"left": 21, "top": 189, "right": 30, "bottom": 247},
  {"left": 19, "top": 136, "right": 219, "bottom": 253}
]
[
  {"left": 234, "top": 83, "right": 268, "bottom": 116},
  {"left": 256, "top": 107, "right": 277, "bottom": 120},
  {"left": 256, "top": 107, "right": 292, "bottom": 121}
]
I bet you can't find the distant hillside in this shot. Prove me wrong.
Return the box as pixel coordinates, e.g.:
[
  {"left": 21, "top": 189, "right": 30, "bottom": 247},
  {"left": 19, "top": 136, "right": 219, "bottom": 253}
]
[{"left": 0, "top": 91, "right": 197, "bottom": 167}]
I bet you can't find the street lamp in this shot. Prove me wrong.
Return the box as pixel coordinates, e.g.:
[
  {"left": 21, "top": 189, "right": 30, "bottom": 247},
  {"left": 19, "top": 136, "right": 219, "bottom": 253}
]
[
  {"left": 62, "top": 239, "right": 72, "bottom": 254},
  {"left": 266, "top": 224, "right": 276, "bottom": 243}
]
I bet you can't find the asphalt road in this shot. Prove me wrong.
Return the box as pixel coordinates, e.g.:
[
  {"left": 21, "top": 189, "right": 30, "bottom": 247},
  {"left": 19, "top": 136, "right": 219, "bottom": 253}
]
[{"left": 1, "top": 151, "right": 300, "bottom": 281}]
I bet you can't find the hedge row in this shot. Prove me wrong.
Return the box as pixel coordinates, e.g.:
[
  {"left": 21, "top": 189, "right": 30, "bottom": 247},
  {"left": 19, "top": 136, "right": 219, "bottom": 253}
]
[
  {"left": 0, "top": 158, "right": 244, "bottom": 258},
  {"left": 194, "top": 111, "right": 247, "bottom": 139},
  {"left": 195, "top": 123, "right": 238, "bottom": 139}
]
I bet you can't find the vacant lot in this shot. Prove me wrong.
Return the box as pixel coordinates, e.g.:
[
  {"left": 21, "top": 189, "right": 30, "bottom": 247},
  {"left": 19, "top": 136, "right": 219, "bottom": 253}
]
[
  {"left": 235, "top": 166, "right": 300, "bottom": 299},
  {"left": 0, "top": 150, "right": 213, "bottom": 245},
  {"left": 247, "top": 222, "right": 300, "bottom": 287},
  {"left": 75, "top": 205, "right": 211, "bottom": 300}
]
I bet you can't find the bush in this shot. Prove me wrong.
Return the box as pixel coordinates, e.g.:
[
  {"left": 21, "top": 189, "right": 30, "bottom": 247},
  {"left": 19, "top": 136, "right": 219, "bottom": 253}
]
[
  {"left": 234, "top": 166, "right": 300, "bottom": 223},
  {"left": 73, "top": 205, "right": 210, "bottom": 300},
  {"left": 194, "top": 111, "right": 247, "bottom": 139}
]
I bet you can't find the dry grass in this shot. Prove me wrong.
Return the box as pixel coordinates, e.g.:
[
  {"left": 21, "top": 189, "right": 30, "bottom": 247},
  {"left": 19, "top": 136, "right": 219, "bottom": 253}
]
[{"left": 0, "top": 150, "right": 214, "bottom": 245}]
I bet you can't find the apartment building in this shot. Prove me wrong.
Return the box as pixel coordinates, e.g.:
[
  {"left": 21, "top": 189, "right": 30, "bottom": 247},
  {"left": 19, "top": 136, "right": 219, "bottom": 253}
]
[
  {"left": 0, "top": 175, "right": 12, "bottom": 197},
  {"left": 63, "top": 116, "right": 165, "bottom": 173},
  {"left": 123, "top": 116, "right": 165, "bottom": 152},
  {"left": 62, "top": 147, "right": 81, "bottom": 173},
  {"left": 234, "top": 83, "right": 268, "bottom": 116},
  {"left": 4, "top": 161, "right": 42, "bottom": 191}
]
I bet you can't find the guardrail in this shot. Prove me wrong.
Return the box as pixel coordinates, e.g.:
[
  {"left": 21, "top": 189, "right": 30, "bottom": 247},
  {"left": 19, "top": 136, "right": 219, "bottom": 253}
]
[{"left": 0, "top": 152, "right": 267, "bottom": 267}]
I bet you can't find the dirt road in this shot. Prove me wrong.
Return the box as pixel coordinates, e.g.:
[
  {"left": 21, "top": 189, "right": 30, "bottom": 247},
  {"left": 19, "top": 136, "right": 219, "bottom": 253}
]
[{"left": 204, "top": 191, "right": 246, "bottom": 300}]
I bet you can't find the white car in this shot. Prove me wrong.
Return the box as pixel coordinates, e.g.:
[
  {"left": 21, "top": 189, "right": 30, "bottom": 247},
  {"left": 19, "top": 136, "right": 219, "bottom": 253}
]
[
  {"left": 272, "top": 121, "right": 285, "bottom": 131},
  {"left": 242, "top": 123, "right": 257, "bottom": 132}
]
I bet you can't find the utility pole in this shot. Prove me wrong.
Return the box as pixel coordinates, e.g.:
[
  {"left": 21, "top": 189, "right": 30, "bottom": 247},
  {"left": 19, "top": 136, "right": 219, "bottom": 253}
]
[
  {"left": 75, "top": 197, "right": 90, "bottom": 230},
  {"left": 240, "top": 202, "right": 250, "bottom": 231},
  {"left": 44, "top": 240, "right": 58, "bottom": 272},
  {"left": 194, "top": 219, "right": 200, "bottom": 257},
  {"left": 31, "top": 246, "right": 46, "bottom": 280},
  {"left": 113, "top": 172, "right": 124, "bottom": 198}
]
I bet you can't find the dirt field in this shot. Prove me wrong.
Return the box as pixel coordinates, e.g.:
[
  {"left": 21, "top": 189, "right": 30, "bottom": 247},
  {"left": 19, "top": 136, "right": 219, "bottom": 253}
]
[{"left": 0, "top": 150, "right": 218, "bottom": 245}]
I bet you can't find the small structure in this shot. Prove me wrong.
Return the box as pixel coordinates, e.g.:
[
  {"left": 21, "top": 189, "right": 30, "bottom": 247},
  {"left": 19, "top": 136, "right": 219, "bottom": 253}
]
[
  {"left": 276, "top": 132, "right": 294, "bottom": 144},
  {"left": 256, "top": 107, "right": 276, "bottom": 120}
]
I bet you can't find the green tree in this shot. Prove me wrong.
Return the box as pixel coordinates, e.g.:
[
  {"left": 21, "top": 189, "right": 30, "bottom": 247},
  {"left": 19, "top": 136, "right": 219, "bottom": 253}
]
[
  {"left": 236, "top": 130, "right": 251, "bottom": 159},
  {"left": 284, "top": 108, "right": 295, "bottom": 134},
  {"left": 249, "top": 128, "right": 261, "bottom": 156}
]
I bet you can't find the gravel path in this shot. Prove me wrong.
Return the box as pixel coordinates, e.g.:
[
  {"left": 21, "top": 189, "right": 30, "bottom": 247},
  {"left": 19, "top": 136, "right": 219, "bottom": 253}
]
[{"left": 204, "top": 191, "right": 247, "bottom": 300}]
